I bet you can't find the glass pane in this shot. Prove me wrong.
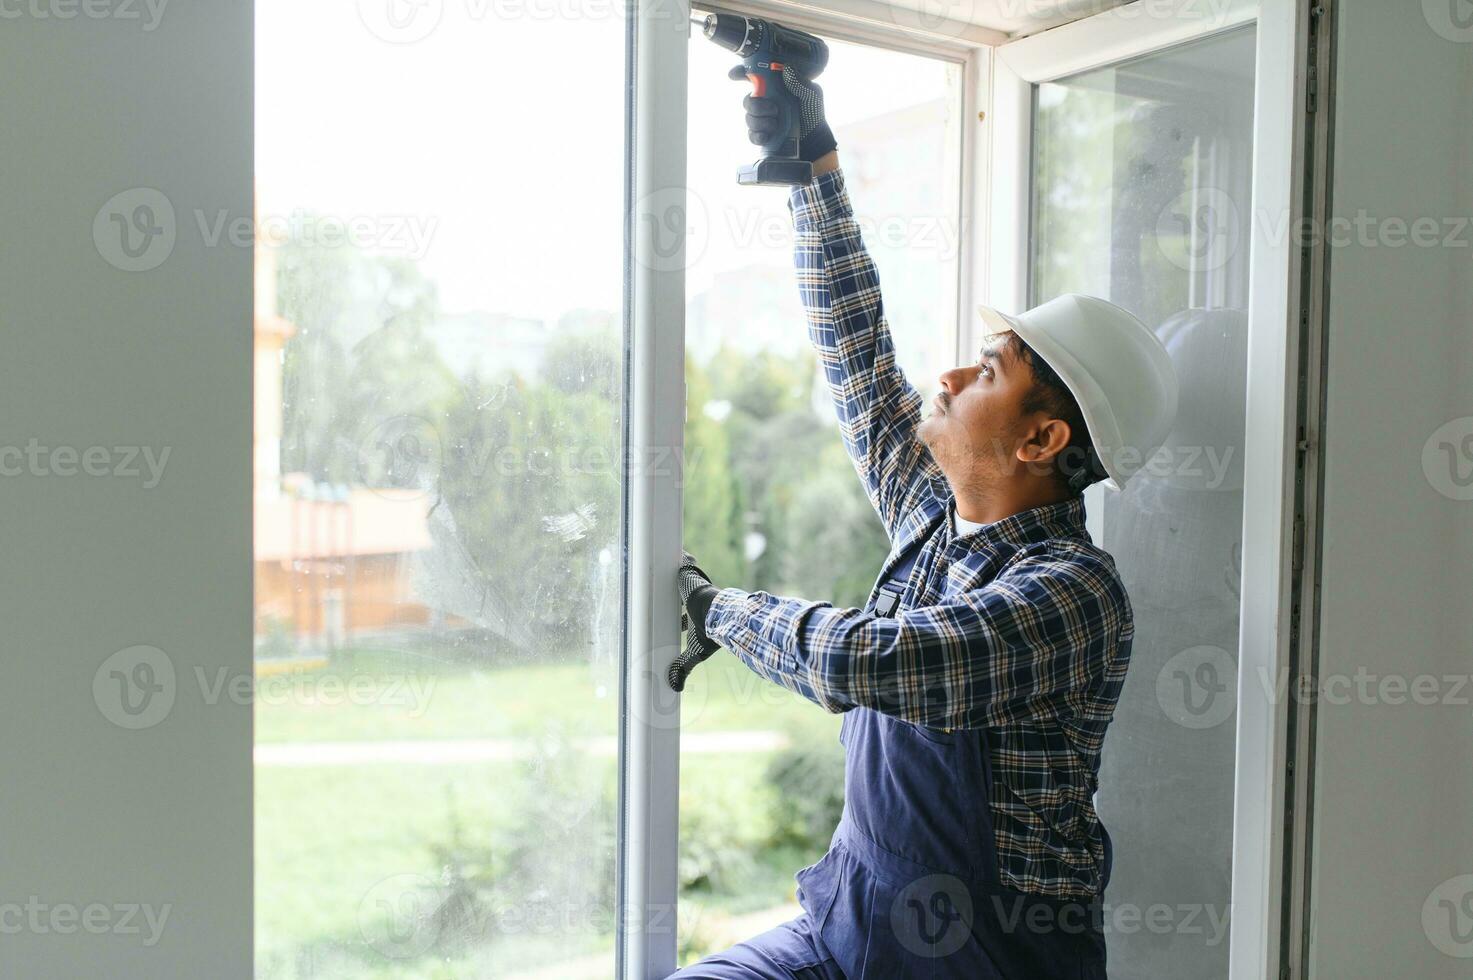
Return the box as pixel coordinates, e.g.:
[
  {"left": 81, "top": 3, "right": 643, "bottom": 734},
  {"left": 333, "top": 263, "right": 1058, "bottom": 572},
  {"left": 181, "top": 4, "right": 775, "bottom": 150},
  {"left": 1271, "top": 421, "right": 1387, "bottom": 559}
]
[
  {"left": 677, "top": 32, "right": 962, "bottom": 966},
  {"left": 253, "top": 3, "right": 625, "bottom": 977},
  {"left": 1030, "top": 27, "right": 1256, "bottom": 979}
]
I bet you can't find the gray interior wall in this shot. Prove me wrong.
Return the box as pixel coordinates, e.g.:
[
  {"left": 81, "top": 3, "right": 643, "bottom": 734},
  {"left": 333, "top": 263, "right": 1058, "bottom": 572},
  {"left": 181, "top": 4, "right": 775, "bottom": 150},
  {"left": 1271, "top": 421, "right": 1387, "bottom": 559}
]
[
  {"left": 1, "top": 2, "right": 1469, "bottom": 978},
  {"left": 0, "top": 4, "right": 253, "bottom": 978},
  {"left": 1308, "top": 1, "right": 1473, "bottom": 976}
]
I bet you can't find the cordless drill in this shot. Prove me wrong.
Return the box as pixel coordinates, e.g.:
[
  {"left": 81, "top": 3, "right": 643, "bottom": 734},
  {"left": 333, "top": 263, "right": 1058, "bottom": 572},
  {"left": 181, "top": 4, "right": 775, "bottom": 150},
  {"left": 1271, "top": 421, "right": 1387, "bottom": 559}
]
[{"left": 694, "top": 12, "right": 830, "bottom": 186}]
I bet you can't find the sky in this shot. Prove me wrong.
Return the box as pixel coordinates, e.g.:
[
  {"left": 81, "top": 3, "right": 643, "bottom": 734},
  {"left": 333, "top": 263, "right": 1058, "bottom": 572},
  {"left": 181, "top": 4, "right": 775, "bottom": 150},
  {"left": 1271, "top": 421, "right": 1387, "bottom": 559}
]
[{"left": 255, "top": 0, "right": 951, "bottom": 322}]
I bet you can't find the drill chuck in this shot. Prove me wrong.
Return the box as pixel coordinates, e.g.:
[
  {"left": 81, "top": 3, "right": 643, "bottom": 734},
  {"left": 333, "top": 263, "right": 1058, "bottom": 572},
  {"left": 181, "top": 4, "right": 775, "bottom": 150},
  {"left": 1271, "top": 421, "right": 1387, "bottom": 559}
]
[
  {"left": 694, "top": 12, "right": 830, "bottom": 186},
  {"left": 697, "top": 12, "right": 755, "bottom": 54}
]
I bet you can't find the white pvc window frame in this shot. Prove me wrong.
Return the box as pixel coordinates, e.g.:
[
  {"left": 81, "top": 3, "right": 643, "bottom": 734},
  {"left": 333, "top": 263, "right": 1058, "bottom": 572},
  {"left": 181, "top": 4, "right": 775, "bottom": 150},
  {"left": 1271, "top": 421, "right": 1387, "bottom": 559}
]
[
  {"left": 625, "top": 1, "right": 1308, "bottom": 977},
  {"left": 622, "top": 3, "right": 987, "bottom": 976},
  {"left": 985, "top": 2, "right": 1310, "bottom": 978}
]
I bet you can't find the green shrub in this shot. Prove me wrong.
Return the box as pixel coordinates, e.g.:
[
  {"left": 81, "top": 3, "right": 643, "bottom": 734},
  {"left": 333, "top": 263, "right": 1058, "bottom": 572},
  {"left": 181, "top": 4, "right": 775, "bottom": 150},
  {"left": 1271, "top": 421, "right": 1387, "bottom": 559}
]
[
  {"left": 677, "top": 800, "right": 756, "bottom": 895},
  {"left": 764, "top": 740, "right": 845, "bottom": 851}
]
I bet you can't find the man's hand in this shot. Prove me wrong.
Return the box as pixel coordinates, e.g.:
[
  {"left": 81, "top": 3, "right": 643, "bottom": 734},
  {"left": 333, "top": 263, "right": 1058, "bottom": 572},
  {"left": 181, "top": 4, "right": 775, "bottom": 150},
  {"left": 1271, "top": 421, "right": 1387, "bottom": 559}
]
[
  {"left": 669, "top": 550, "right": 723, "bottom": 692},
  {"left": 727, "top": 63, "right": 838, "bottom": 164}
]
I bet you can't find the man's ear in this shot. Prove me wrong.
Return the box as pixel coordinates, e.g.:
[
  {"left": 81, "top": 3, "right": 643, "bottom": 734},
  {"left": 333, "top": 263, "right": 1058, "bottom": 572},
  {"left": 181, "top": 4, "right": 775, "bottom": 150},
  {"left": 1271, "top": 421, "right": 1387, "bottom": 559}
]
[{"left": 1016, "top": 416, "right": 1072, "bottom": 465}]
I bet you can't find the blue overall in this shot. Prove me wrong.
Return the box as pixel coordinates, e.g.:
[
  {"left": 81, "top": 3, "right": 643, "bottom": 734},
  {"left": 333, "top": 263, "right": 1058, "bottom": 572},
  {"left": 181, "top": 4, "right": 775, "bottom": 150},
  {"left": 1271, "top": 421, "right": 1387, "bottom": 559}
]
[{"left": 670, "top": 540, "right": 1113, "bottom": 980}]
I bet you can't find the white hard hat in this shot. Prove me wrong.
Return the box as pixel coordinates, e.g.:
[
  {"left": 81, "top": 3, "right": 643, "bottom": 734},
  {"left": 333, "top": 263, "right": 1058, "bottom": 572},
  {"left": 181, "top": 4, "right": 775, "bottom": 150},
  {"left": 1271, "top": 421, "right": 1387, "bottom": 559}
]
[{"left": 976, "top": 294, "right": 1179, "bottom": 492}]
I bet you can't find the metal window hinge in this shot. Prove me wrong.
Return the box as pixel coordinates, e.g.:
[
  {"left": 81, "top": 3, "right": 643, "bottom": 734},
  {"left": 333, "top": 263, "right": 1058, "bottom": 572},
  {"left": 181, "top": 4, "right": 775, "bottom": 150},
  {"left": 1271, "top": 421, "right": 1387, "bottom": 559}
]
[
  {"left": 1306, "top": 3, "right": 1327, "bottom": 114},
  {"left": 1291, "top": 514, "right": 1306, "bottom": 574}
]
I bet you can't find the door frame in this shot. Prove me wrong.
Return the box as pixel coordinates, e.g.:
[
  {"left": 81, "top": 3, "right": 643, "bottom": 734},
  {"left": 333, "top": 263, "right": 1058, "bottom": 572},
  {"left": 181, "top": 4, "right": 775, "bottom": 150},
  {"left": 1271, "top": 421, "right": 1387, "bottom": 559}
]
[{"left": 985, "top": 2, "right": 1314, "bottom": 977}]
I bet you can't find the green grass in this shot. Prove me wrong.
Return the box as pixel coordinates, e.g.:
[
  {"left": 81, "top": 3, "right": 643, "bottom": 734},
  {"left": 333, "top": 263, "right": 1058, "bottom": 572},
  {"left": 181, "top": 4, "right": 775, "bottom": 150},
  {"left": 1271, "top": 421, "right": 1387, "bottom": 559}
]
[
  {"left": 254, "top": 646, "right": 842, "bottom": 978},
  {"left": 255, "top": 644, "right": 840, "bottom": 744}
]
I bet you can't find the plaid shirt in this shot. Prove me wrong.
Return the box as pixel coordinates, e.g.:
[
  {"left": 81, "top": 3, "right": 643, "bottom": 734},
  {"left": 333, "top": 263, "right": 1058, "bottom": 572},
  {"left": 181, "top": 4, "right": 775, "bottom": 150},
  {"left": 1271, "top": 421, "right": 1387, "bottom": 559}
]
[{"left": 705, "top": 168, "right": 1134, "bottom": 899}]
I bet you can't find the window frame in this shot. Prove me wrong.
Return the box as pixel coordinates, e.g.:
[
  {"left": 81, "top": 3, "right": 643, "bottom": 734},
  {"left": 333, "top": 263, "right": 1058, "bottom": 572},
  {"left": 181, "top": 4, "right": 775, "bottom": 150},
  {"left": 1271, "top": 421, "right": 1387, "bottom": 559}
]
[
  {"left": 985, "top": 3, "right": 1311, "bottom": 978},
  {"left": 626, "top": 0, "right": 1311, "bottom": 977},
  {"left": 623, "top": 4, "right": 982, "bottom": 975}
]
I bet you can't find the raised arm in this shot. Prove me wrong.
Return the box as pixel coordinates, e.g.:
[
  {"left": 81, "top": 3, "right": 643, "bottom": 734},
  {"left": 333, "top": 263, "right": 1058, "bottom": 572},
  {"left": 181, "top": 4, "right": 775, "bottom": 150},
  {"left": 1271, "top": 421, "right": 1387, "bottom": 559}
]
[{"left": 788, "top": 162, "right": 943, "bottom": 540}]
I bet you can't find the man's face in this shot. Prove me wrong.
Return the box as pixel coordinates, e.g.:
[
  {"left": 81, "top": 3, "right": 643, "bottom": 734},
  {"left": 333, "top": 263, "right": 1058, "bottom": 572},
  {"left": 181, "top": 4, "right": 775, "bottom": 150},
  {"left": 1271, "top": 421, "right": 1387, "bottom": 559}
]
[{"left": 916, "top": 330, "right": 1042, "bottom": 484}]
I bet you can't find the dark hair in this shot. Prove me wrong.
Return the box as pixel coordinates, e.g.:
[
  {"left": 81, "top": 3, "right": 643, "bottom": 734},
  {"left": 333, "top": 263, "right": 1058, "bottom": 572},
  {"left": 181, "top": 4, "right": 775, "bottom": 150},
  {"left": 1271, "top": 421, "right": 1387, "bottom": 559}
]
[{"left": 988, "top": 330, "right": 1109, "bottom": 496}]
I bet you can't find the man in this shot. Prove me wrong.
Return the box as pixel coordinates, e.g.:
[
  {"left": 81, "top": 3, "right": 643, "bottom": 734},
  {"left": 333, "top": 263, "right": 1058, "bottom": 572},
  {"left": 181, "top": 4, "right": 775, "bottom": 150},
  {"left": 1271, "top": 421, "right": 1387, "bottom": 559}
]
[{"left": 670, "top": 62, "right": 1178, "bottom": 980}]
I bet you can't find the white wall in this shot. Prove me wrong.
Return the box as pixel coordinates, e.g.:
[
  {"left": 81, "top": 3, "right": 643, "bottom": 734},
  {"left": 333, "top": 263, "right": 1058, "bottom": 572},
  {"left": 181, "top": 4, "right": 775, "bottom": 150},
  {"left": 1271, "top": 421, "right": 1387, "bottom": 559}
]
[
  {"left": 1308, "top": 1, "right": 1473, "bottom": 976},
  {"left": 0, "top": 3, "right": 253, "bottom": 978}
]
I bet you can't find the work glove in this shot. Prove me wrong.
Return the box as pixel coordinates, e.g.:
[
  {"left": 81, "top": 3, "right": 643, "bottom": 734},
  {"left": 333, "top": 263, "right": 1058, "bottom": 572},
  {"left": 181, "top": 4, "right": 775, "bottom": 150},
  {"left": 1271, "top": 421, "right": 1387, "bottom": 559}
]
[
  {"left": 668, "top": 550, "right": 722, "bottom": 693},
  {"left": 727, "top": 63, "right": 838, "bottom": 164}
]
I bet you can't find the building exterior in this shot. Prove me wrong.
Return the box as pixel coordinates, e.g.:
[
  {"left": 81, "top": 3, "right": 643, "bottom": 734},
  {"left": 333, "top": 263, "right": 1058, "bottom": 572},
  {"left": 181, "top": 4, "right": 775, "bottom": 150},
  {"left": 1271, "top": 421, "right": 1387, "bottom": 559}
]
[{"left": 252, "top": 223, "right": 434, "bottom": 654}]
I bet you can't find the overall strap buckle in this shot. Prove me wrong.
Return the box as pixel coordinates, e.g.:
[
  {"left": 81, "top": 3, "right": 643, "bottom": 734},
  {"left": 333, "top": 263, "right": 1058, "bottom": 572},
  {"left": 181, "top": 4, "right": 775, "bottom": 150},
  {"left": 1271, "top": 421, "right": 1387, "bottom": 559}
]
[{"left": 872, "top": 535, "right": 926, "bottom": 618}]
